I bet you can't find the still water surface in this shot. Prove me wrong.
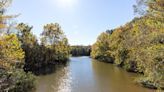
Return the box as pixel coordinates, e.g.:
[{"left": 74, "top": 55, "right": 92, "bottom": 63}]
[{"left": 36, "top": 57, "right": 156, "bottom": 92}]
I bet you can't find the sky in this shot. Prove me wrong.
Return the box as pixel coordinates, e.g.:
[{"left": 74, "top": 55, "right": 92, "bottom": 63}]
[{"left": 8, "top": 0, "right": 136, "bottom": 45}]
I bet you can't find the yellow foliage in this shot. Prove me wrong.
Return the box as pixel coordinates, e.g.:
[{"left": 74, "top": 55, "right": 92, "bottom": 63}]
[{"left": 0, "top": 34, "right": 24, "bottom": 69}]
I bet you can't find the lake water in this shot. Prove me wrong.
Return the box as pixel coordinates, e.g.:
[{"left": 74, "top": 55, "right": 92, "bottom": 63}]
[{"left": 36, "top": 56, "right": 157, "bottom": 92}]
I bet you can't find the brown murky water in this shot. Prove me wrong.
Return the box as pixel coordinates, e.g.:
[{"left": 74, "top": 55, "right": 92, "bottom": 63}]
[{"left": 36, "top": 57, "right": 158, "bottom": 92}]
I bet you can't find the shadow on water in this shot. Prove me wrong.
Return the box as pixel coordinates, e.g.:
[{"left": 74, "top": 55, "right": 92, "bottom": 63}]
[
  {"left": 35, "top": 61, "right": 72, "bottom": 92},
  {"left": 31, "top": 61, "right": 69, "bottom": 76},
  {"left": 91, "top": 59, "right": 157, "bottom": 92}
]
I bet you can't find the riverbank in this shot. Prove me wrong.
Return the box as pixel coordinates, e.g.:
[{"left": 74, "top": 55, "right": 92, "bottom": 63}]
[{"left": 91, "top": 15, "right": 164, "bottom": 90}]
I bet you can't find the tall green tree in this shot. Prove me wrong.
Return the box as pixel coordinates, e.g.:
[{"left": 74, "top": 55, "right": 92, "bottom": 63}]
[
  {"left": 41, "top": 23, "right": 70, "bottom": 61},
  {"left": 16, "top": 23, "right": 39, "bottom": 71},
  {"left": 16, "top": 23, "right": 37, "bottom": 47}
]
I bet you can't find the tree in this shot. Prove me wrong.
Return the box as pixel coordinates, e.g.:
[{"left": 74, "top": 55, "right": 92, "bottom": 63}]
[
  {"left": 41, "top": 23, "right": 65, "bottom": 46},
  {"left": 91, "top": 0, "right": 164, "bottom": 89},
  {"left": 0, "top": 1, "right": 36, "bottom": 92},
  {"left": 41, "top": 23, "right": 70, "bottom": 62},
  {"left": 0, "top": 0, "right": 24, "bottom": 70},
  {"left": 133, "top": 0, "right": 164, "bottom": 18},
  {"left": 0, "top": 0, "right": 18, "bottom": 34},
  {"left": 16, "top": 23, "right": 37, "bottom": 47},
  {"left": 91, "top": 32, "right": 113, "bottom": 63},
  {"left": 16, "top": 23, "right": 39, "bottom": 72},
  {"left": 0, "top": 34, "right": 24, "bottom": 69},
  {"left": 16, "top": 23, "right": 70, "bottom": 73}
]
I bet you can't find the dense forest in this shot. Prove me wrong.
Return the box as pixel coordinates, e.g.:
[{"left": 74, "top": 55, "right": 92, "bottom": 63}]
[
  {"left": 70, "top": 45, "right": 91, "bottom": 56},
  {"left": 91, "top": 0, "right": 164, "bottom": 89},
  {"left": 0, "top": 0, "right": 70, "bottom": 91}
]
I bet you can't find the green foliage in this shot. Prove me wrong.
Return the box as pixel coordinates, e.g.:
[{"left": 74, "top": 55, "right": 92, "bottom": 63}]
[
  {"left": 0, "top": 69, "right": 36, "bottom": 92},
  {"left": 41, "top": 23, "right": 70, "bottom": 61},
  {"left": 91, "top": 0, "right": 164, "bottom": 89},
  {"left": 70, "top": 45, "right": 91, "bottom": 56},
  {"left": 16, "top": 23, "right": 70, "bottom": 73},
  {"left": 91, "top": 32, "right": 113, "bottom": 63},
  {"left": 0, "top": 1, "right": 36, "bottom": 92},
  {"left": 16, "top": 23, "right": 37, "bottom": 47},
  {"left": 41, "top": 23, "right": 65, "bottom": 45},
  {"left": 0, "top": 27, "right": 35, "bottom": 92},
  {"left": 9, "top": 69, "right": 36, "bottom": 92}
]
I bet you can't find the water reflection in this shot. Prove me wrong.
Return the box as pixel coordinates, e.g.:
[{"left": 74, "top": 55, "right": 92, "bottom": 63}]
[
  {"left": 91, "top": 59, "right": 156, "bottom": 92},
  {"left": 69, "top": 57, "right": 98, "bottom": 92},
  {"left": 36, "top": 65, "right": 72, "bottom": 92},
  {"left": 36, "top": 57, "right": 157, "bottom": 92},
  {"left": 54, "top": 67, "right": 72, "bottom": 92}
]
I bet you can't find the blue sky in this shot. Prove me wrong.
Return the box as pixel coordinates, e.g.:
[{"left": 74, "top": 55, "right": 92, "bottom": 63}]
[{"left": 8, "top": 0, "right": 136, "bottom": 45}]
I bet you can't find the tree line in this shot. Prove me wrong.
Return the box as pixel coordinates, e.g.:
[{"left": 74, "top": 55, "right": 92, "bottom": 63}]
[
  {"left": 91, "top": 0, "right": 164, "bottom": 90},
  {"left": 70, "top": 45, "right": 91, "bottom": 56}
]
